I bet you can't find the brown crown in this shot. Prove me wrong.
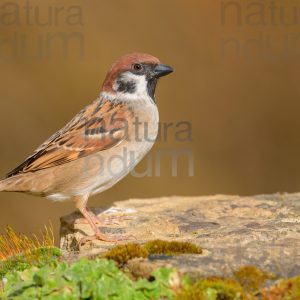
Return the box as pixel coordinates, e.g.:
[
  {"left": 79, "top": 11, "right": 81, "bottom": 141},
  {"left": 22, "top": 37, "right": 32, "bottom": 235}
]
[{"left": 102, "top": 53, "right": 160, "bottom": 92}]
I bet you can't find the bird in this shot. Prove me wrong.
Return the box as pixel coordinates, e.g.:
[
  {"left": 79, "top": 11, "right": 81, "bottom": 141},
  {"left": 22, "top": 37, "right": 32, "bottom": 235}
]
[{"left": 0, "top": 53, "right": 173, "bottom": 242}]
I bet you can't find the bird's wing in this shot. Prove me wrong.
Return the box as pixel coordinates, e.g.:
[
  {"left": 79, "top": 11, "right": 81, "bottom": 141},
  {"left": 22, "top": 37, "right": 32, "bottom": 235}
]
[{"left": 6, "top": 98, "right": 133, "bottom": 177}]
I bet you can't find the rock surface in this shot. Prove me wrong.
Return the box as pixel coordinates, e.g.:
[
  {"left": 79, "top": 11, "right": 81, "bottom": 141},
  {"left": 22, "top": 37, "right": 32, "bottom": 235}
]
[{"left": 60, "top": 193, "right": 300, "bottom": 278}]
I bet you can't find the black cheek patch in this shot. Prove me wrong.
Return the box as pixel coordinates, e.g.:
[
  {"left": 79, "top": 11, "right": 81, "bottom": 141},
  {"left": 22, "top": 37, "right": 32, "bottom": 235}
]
[{"left": 116, "top": 80, "right": 136, "bottom": 94}]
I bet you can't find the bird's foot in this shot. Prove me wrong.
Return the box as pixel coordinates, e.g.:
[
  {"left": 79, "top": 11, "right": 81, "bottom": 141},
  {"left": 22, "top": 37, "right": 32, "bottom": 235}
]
[
  {"left": 74, "top": 217, "right": 98, "bottom": 225},
  {"left": 74, "top": 216, "right": 130, "bottom": 225},
  {"left": 75, "top": 214, "right": 132, "bottom": 226},
  {"left": 79, "top": 231, "right": 135, "bottom": 246},
  {"left": 98, "top": 214, "right": 132, "bottom": 225}
]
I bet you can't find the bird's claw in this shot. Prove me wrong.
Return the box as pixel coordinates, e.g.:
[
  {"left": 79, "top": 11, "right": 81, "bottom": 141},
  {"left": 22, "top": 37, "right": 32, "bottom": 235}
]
[{"left": 79, "top": 232, "right": 135, "bottom": 246}]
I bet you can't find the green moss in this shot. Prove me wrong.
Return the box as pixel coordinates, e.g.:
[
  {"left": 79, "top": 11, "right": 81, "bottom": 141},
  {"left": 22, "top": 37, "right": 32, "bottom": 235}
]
[
  {"left": 0, "top": 246, "right": 61, "bottom": 279},
  {"left": 144, "top": 240, "right": 202, "bottom": 255},
  {"left": 262, "top": 276, "right": 300, "bottom": 300},
  {"left": 104, "top": 243, "right": 148, "bottom": 266},
  {"left": 103, "top": 240, "right": 202, "bottom": 266},
  {"left": 234, "top": 265, "right": 275, "bottom": 293},
  {"left": 2, "top": 249, "right": 300, "bottom": 300},
  {"left": 176, "top": 278, "right": 249, "bottom": 300}
]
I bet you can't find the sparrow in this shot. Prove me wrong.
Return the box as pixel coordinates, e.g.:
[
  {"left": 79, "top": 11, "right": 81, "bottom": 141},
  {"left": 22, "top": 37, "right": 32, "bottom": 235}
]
[{"left": 0, "top": 53, "right": 173, "bottom": 242}]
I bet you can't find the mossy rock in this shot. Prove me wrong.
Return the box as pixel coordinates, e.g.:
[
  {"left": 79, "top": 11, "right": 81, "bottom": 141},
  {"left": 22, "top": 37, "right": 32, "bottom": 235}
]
[
  {"left": 234, "top": 265, "right": 275, "bottom": 293},
  {"left": 103, "top": 240, "right": 202, "bottom": 267},
  {"left": 176, "top": 278, "right": 249, "bottom": 300},
  {"left": 144, "top": 240, "right": 202, "bottom": 256},
  {"left": 261, "top": 276, "right": 300, "bottom": 299},
  {"left": 104, "top": 243, "right": 148, "bottom": 266}
]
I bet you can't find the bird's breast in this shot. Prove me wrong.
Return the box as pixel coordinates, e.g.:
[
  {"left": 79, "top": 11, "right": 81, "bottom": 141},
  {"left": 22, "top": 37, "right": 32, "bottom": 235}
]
[{"left": 88, "top": 100, "right": 159, "bottom": 195}]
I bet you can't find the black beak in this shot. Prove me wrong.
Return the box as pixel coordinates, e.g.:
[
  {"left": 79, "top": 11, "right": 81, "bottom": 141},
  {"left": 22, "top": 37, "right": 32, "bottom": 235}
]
[{"left": 153, "top": 64, "right": 174, "bottom": 78}]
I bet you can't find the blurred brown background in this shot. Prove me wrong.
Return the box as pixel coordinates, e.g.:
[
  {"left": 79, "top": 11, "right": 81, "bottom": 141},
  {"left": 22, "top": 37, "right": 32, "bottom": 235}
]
[{"left": 0, "top": 0, "right": 300, "bottom": 241}]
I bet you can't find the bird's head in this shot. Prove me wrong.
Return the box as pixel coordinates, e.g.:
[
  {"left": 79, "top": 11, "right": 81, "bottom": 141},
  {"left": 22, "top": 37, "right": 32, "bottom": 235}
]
[{"left": 101, "top": 53, "right": 173, "bottom": 102}]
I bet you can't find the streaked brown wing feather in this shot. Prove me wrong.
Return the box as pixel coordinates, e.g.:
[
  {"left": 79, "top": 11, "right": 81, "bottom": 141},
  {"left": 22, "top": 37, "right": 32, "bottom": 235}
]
[{"left": 6, "top": 98, "right": 132, "bottom": 177}]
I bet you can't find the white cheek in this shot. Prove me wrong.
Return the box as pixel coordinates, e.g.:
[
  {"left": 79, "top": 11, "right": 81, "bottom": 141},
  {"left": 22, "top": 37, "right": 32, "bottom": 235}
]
[
  {"left": 125, "top": 73, "right": 148, "bottom": 96},
  {"left": 114, "top": 72, "right": 149, "bottom": 100}
]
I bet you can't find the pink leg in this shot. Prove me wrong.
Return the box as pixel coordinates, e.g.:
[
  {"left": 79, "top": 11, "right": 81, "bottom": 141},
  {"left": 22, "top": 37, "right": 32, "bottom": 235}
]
[
  {"left": 75, "top": 208, "right": 130, "bottom": 226},
  {"left": 74, "top": 194, "right": 126, "bottom": 244}
]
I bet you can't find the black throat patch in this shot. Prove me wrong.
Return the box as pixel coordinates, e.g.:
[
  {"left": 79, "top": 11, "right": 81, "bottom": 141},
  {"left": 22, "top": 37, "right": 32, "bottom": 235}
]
[{"left": 147, "top": 78, "right": 158, "bottom": 102}]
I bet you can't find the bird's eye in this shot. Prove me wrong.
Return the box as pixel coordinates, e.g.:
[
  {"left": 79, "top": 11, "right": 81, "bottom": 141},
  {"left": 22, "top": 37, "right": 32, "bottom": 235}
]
[{"left": 133, "top": 63, "right": 143, "bottom": 71}]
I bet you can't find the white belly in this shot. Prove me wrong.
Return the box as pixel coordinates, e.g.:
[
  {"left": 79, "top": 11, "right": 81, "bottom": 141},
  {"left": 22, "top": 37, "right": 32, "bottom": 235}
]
[
  {"left": 90, "top": 139, "right": 154, "bottom": 195},
  {"left": 89, "top": 101, "right": 158, "bottom": 195}
]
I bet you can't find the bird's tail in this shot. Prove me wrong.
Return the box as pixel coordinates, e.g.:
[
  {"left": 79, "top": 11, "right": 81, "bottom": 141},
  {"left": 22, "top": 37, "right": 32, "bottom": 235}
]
[{"left": 0, "top": 176, "right": 20, "bottom": 192}]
